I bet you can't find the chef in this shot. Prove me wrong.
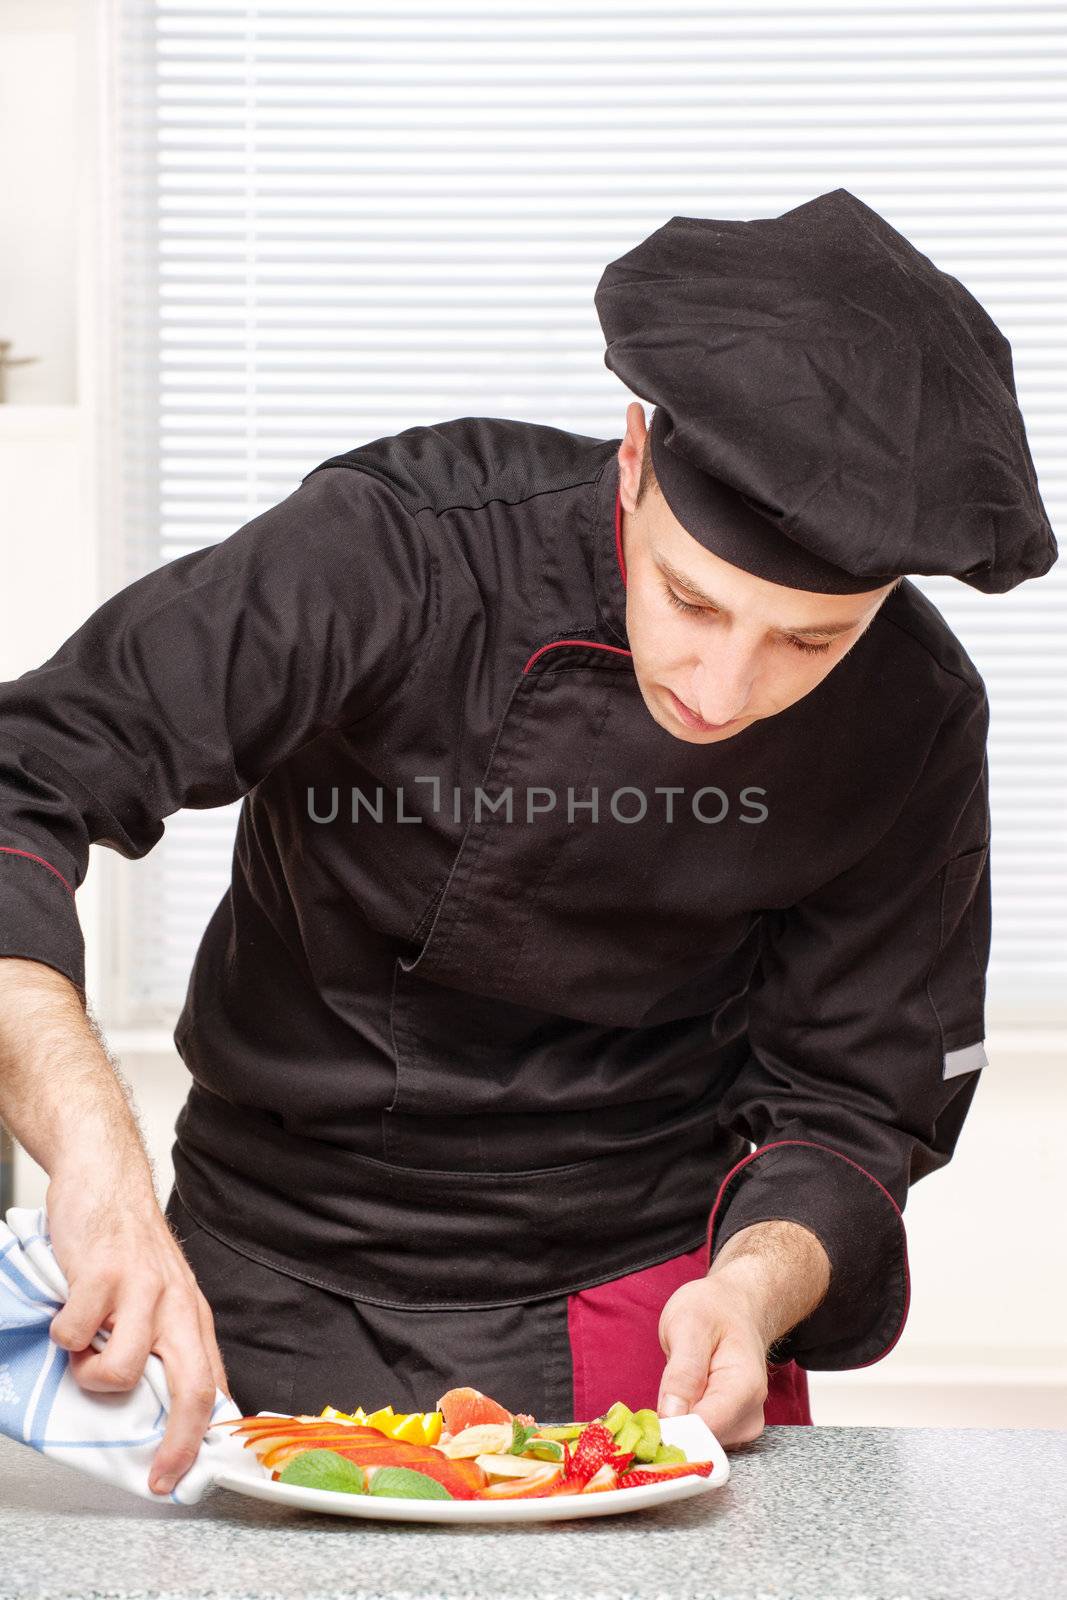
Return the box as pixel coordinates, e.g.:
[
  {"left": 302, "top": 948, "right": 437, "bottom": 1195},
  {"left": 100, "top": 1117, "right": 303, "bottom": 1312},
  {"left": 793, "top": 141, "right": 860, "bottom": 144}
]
[{"left": 0, "top": 189, "right": 1056, "bottom": 1498}]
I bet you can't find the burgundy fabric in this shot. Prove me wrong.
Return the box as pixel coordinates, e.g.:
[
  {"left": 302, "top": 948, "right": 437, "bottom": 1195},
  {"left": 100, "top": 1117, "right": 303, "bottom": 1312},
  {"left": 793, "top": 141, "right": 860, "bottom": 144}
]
[{"left": 567, "top": 1245, "right": 812, "bottom": 1426}]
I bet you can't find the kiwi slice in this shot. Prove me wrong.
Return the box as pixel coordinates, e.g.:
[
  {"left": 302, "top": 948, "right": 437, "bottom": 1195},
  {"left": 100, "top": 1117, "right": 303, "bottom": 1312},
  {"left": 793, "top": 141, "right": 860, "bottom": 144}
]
[{"left": 632, "top": 1408, "right": 662, "bottom": 1463}]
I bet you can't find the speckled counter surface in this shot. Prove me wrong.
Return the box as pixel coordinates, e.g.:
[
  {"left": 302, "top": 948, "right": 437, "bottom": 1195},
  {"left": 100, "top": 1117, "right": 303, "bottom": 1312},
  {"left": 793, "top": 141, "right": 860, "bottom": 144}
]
[{"left": 1, "top": 1427, "right": 1064, "bottom": 1600}]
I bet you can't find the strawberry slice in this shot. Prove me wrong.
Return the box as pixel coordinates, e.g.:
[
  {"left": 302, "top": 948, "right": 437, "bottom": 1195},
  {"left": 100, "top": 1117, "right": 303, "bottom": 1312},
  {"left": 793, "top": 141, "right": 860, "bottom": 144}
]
[
  {"left": 617, "top": 1461, "right": 716, "bottom": 1488},
  {"left": 560, "top": 1422, "right": 618, "bottom": 1487}
]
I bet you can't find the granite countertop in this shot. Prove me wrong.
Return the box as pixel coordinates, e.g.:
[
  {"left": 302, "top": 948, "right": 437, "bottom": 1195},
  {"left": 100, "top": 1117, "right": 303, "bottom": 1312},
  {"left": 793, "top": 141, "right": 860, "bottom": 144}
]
[{"left": 1, "top": 1426, "right": 1064, "bottom": 1600}]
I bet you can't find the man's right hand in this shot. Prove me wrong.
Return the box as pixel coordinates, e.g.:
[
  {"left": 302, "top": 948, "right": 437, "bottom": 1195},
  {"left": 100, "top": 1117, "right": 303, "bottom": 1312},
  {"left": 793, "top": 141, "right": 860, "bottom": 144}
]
[
  {"left": 0, "top": 957, "right": 232, "bottom": 1495},
  {"left": 45, "top": 1170, "right": 232, "bottom": 1496}
]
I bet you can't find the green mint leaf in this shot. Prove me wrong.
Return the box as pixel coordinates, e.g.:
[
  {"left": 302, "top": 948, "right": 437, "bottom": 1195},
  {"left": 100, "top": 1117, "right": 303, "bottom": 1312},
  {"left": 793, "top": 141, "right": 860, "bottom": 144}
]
[
  {"left": 368, "top": 1467, "right": 454, "bottom": 1500},
  {"left": 510, "top": 1420, "right": 537, "bottom": 1455},
  {"left": 278, "top": 1449, "right": 367, "bottom": 1495}
]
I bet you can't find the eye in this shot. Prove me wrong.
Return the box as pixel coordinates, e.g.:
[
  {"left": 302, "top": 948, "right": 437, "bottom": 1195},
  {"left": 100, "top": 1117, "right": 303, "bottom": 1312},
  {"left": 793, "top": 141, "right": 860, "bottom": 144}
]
[
  {"left": 663, "top": 579, "right": 836, "bottom": 655},
  {"left": 787, "top": 636, "right": 833, "bottom": 656},
  {"left": 662, "top": 583, "right": 711, "bottom": 618}
]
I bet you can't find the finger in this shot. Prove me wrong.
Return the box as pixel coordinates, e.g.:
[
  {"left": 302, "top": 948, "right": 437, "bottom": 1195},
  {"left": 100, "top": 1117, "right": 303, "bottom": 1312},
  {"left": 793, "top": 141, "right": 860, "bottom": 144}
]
[
  {"left": 193, "top": 1287, "right": 233, "bottom": 1401},
  {"left": 694, "top": 1389, "right": 767, "bottom": 1450},
  {"left": 656, "top": 1318, "right": 716, "bottom": 1417},
  {"left": 67, "top": 1291, "right": 159, "bottom": 1393},
  {"left": 49, "top": 1276, "right": 117, "bottom": 1355},
  {"left": 691, "top": 1356, "right": 769, "bottom": 1448},
  {"left": 147, "top": 1323, "right": 221, "bottom": 1495}
]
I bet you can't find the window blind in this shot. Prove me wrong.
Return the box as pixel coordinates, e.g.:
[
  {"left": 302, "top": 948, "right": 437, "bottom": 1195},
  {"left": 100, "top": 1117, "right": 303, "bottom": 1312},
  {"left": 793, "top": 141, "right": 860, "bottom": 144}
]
[{"left": 110, "top": 0, "right": 1066, "bottom": 1024}]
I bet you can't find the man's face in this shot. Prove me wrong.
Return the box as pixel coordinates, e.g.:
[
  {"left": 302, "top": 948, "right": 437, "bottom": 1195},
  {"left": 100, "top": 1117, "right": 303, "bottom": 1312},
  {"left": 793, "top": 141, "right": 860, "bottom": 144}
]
[{"left": 618, "top": 412, "right": 898, "bottom": 744}]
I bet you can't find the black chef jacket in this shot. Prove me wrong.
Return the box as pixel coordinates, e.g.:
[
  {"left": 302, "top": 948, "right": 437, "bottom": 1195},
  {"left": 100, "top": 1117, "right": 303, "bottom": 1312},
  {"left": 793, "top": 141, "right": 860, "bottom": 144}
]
[{"left": 0, "top": 417, "right": 991, "bottom": 1371}]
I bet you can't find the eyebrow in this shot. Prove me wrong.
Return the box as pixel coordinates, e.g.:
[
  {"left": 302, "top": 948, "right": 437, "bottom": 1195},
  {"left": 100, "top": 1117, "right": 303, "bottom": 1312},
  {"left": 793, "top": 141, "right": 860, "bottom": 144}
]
[{"left": 656, "top": 556, "right": 869, "bottom": 638}]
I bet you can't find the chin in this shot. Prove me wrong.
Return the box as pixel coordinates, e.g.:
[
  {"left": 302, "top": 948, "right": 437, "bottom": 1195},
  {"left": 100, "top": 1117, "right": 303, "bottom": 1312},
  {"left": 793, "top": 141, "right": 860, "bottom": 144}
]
[{"left": 673, "top": 720, "right": 747, "bottom": 744}]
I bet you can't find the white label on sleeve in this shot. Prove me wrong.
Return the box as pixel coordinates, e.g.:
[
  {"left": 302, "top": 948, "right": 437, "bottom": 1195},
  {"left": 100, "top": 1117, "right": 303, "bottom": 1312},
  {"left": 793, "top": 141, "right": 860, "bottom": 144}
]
[{"left": 943, "top": 1041, "right": 988, "bottom": 1080}]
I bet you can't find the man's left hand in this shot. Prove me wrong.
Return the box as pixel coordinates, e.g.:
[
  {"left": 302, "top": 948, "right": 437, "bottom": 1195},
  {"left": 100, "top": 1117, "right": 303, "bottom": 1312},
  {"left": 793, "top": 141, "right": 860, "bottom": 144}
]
[
  {"left": 656, "top": 1273, "right": 771, "bottom": 1448},
  {"left": 655, "top": 1219, "right": 831, "bottom": 1448}
]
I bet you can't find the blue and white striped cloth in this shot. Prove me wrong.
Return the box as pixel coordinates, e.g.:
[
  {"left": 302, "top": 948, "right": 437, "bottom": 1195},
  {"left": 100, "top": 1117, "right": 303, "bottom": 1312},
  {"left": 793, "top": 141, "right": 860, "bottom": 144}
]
[{"left": 0, "top": 1204, "right": 268, "bottom": 1503}]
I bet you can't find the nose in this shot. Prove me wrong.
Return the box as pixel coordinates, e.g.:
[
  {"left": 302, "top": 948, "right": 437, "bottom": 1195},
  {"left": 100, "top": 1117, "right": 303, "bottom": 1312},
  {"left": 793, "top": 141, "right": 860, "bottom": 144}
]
[{"left": 689, "top": 647, "right": 754, "bottom": 726}]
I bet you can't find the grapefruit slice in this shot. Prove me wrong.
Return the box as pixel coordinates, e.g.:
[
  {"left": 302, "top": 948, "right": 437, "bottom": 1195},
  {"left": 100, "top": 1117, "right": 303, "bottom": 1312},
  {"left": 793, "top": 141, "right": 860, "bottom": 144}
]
[{"left": 437, "top": 1386, "right": 513, "bottom": 1433}]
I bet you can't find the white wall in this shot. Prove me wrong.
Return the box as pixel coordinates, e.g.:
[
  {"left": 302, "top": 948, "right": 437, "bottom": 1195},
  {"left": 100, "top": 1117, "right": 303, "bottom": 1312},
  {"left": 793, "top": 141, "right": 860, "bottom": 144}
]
[
  {"left": 0, "top": 0, "right": 79, "bottom": 405},
  {"left": 0, "top": 0, "right": 106, "bottom": 996}
]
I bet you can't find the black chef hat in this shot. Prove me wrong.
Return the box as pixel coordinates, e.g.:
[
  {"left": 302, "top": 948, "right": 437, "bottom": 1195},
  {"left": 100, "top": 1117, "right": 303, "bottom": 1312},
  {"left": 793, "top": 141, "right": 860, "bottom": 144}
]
[{"left": 594, "top": 188, "right": 1057, "bottom": 594}]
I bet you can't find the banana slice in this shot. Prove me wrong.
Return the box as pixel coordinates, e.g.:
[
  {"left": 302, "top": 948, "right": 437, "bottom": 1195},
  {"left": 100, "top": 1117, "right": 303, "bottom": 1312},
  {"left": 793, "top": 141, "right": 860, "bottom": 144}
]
[
  {"left": 438, "top": 1423, "right": 514, "bottom": 1458},
  {"left": 475, "top": 1451, "right": 557, "bottom": 1479}
]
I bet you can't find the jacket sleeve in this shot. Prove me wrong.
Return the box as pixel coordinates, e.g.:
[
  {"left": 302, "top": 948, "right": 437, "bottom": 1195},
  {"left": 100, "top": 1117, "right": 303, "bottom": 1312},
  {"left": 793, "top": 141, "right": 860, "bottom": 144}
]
[
  {"left": 708, "top": 680, "right": 992, "bottom": 1370},
  {"left": 0, "top": 467, "right": 437, "bottom": 996}
]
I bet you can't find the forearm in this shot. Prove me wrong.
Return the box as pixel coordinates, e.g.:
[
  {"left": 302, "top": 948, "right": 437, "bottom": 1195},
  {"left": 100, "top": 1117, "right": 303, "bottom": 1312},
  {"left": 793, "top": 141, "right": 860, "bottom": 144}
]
[
  {"left": 709, "top": 1219, "right": 831, "bottom": 1353},
  {"left": 0, "top": 957, "right": 156, "bottom": 1195}
]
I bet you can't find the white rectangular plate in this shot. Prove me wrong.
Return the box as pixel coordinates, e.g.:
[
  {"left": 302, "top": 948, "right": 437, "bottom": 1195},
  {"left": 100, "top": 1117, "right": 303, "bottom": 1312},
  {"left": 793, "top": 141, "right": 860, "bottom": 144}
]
[{"left": 213, "top": 1414, "right": 729, "bottom": 1523}]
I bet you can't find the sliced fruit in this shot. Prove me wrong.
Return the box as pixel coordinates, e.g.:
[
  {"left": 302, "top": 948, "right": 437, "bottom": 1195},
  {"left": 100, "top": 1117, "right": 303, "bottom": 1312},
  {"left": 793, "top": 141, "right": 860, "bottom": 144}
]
[
  {"left": 228, "top": 1420, "right": 475, "bottom": 1488},
  {"left": 438, "top": 1423, "right": 514, "bottom": 1459},
  {"left": 614, "top": 1416, "right": 644, "bottom": 1456},
  {"left": 474, "top": 1452, "right": 558, "bottom": 1479},
  {"left": 213, "top": 1417, "right": 360, "bottom": 1440},
  {"left": 404, "top": 1458, "right": 487, "bottom": 1499},
  {"left": 617, "top": 1461, "right": 716, "bottom": 1488},
  {"left": 258, "top": 1439, "right": 367, "bottom": 1470},
  {"left": 602, "top": 1401, "right": 633, "bottom": 1434},
  {"left": 318, "top": 1405, "right": 357, "bottom": 1422},
  {"left": 314, "top": 1405, "right": 443, "bottom": 1446},
  {"left": 383, "top": 1411, "right": 443, "bottom": 1446},
  {"left": 244, "top": 1420, "right": 454, "bottom": 1465},
  {"left": 652, "top": 1443, "right": 687, "bottom": 1465},
  {"left": 252, "top": 1427, "right": 396, "bottom": 1469},
  {"left": 562, "top": 1422, "right": 619, "bottom": 1487},
  {"left": 437, "top": 1386, "right": 513, "bottom": 1433},
  {"left": 580, "top": 1462, "right": 618, "bottom": 1493},
  {"left": 210, "top": 1416, "right": 321, "bottom": 1434},
  {"left": 243, "top": 1428, "right": 387, "bottom": 1467},
  {"left": 478, "top": 1465, "right": 563, "bottom": 1499},
  {"left": 532, "top": 1423, "right": 584, "bottom": 1442},
  {"left": 341, "top": 1447, "right": 487, "bottom": 1499},
  {"left": 631, "top": 1408, "right": 662, "bottom": 1463}
]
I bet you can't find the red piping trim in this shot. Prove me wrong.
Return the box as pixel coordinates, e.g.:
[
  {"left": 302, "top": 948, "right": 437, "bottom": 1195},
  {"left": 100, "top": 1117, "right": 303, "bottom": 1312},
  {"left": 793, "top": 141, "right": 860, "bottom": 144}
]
[
  {"left": 520, "top": 486, "right": 631, "bottom": 675},
  {"left": 614, "top": 486, "right": 627, "bottom": 587},
  {"left": 522, "top": 638, "right": 632, "bottom": 674},
  {"left": 705, "top": 1137, "right": 911, "bottom": 1369},
  {"left": 0, "top": 846, "right": 75, "bottom": 898}
]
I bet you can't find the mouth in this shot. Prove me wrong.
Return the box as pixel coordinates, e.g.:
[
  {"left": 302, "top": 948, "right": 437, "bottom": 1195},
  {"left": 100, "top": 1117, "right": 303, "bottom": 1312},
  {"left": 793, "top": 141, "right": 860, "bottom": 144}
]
[{"left": 665, "top": 689, "right": 738, "bottom": 733}]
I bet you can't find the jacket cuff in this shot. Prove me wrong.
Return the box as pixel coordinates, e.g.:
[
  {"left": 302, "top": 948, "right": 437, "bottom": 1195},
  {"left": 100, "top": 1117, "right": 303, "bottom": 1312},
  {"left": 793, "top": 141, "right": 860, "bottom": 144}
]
[
  {"left": 706, "top": 1138, "right": 910, "bottom": 1370},
  {"left": 0, "top": 847, "right": 85, "bottom": 994}
]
